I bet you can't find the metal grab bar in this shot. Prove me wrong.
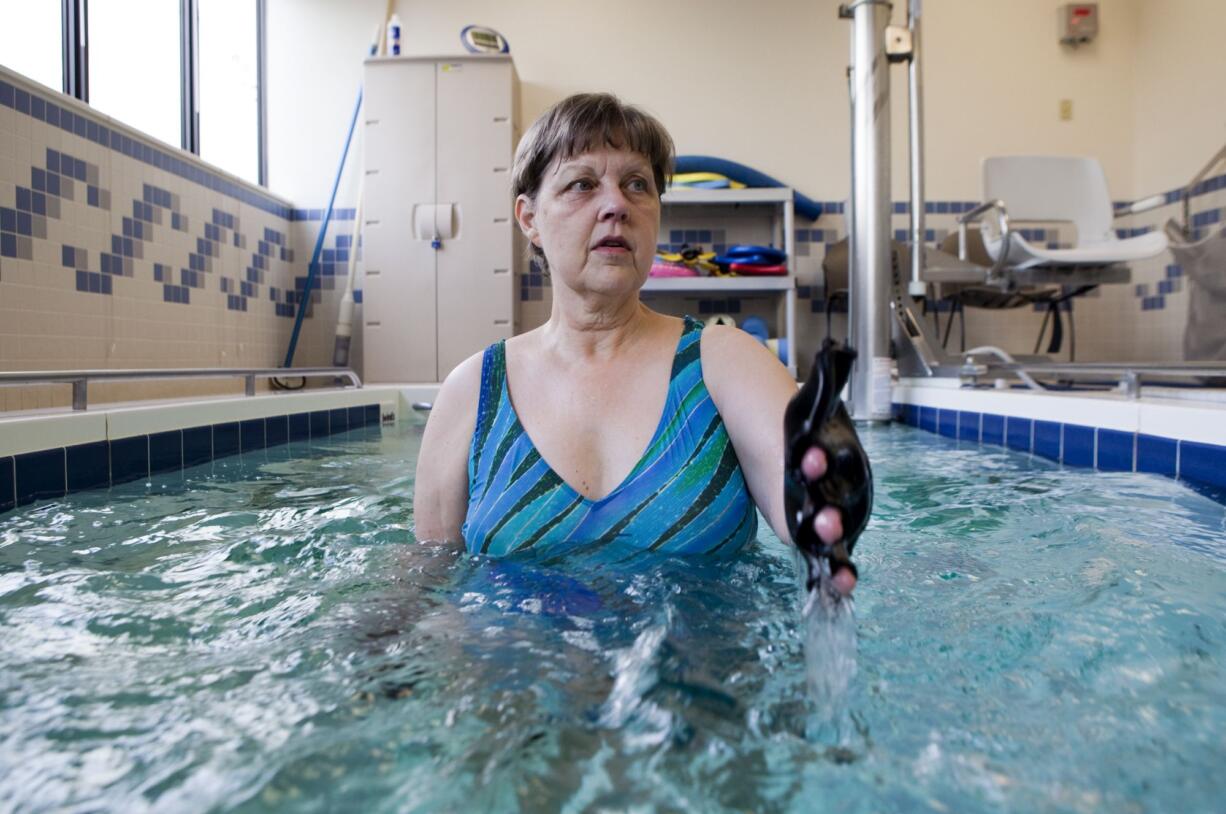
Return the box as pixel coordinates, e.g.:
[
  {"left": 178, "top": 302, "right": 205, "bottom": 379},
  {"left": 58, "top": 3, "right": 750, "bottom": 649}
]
[
  {"left": 1182, "top": 140, "right": 1226, "bottom": 234},
  {"left": 0, "top": 367, "right": 362, "bottom": 411},
  {"left": 959, "top": 361, "right": 1226, "bottom": 399},
  {"left": 956, "top": 199, "right": 1012, "bottom": 282}
]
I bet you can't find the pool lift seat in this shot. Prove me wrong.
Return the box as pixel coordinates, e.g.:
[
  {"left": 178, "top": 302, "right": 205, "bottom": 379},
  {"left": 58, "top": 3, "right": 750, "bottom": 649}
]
[
  {"left": 884, "top": 156, "right": 1171, "bottom": 380},
  {"left": 956, "top": 156, "right": 1168, "bottom": 289}
]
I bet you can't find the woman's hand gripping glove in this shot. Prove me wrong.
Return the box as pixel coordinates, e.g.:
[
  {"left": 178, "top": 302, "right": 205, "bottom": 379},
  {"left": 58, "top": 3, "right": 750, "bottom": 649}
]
[{"left": 783, "top": 340, "right": 874, "bottom": 592}]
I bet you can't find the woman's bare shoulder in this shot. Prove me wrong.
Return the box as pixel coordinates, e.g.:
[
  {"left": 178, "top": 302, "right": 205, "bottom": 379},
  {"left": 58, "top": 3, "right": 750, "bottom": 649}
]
[
  {"left": 698, "top": 322, "right": 784, "bottom": 367},
  {"left": 698, "top": 323, "right": 796, "bottom": 400},
  {"left": 431, "top": 348, "right": 486, "bottom": 425}
]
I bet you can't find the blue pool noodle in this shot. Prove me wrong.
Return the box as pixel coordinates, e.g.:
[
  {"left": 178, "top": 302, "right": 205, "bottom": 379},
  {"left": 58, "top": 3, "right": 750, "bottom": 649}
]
[{"left": 673, "top": 156, "right": 823, "bottom": 221}]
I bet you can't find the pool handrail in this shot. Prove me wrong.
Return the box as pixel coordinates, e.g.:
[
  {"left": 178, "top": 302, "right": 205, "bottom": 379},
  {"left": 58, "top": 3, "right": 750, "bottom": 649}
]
[
  {"left": 1181, "top": 140, "right": 1226, "bottom": 235},
  {"left": 0, "top": 367, "right": 362, "bottom": 411},
  {"left": 960, "top": 360, "right": 1226, "bottom": 398}
]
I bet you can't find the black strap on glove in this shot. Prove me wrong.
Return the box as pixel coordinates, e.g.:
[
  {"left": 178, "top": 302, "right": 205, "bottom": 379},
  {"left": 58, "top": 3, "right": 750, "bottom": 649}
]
[{"left": 783, "top": 339, "right": 874, "bottom": 592}]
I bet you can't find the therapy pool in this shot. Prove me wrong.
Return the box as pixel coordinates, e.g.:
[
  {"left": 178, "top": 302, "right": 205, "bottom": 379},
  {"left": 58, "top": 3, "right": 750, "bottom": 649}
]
[{"left": 1, "top": 419, "right": 1224, "bottom": 813}]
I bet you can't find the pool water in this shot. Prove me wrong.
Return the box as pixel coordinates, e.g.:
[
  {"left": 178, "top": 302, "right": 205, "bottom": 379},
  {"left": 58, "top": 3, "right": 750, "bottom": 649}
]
[{"left": 1, "top": 421, "right": 1224, "bottom": 813}]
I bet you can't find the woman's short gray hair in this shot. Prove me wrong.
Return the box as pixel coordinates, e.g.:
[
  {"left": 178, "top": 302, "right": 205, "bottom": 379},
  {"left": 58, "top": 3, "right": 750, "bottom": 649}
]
[{"left": 512, "top": 93, "right": 675, "bottom": 202}]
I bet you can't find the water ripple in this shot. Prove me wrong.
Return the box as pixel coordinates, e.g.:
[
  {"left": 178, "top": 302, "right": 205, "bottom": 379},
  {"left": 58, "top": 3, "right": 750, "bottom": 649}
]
[{"left": 0, "top": 422, "right": 1223, "bottom": 812}]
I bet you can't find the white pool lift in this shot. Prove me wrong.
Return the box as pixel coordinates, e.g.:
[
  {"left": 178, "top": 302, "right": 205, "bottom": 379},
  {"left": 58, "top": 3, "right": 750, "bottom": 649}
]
[{"left": 958, "top": 156, "right": 1168, "bottom": 286}]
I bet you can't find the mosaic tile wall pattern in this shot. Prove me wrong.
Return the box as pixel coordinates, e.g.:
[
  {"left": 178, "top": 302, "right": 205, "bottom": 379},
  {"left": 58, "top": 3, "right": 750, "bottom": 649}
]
[{"left": 0, "top": 68, "right": 358, "bottom": 410}]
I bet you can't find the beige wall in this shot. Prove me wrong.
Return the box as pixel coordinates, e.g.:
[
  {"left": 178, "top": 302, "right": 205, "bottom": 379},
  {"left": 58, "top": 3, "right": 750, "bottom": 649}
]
[
  {"left": 0, "top": 66, "right": 331, "bottom": 410},
  {"left": 268, "top": 0, "right": 1150, "bottom": 205},
  {"left": 1132, "top": 0, "right": 1226, "bottom": 195},
  {"left": 918, "top": 0, "right": 1138, "bottom": 199}
]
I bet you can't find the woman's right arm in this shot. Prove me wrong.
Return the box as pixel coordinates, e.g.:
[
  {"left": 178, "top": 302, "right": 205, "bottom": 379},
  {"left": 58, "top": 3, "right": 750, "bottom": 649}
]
[{"left": 412, "top": 352, "right": 484, "bottom": 544}]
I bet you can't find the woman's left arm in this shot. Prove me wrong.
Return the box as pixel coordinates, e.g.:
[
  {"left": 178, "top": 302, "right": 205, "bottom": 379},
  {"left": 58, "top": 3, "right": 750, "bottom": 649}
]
[
  {"left": 700, "top": 325, "right": 798, "bottom": 541},
  {"left": 704, "top": 324, "right": 858, "bottom": 598},
  {"left": 701, "top": 325, "right": 846, "bottom": 558}
]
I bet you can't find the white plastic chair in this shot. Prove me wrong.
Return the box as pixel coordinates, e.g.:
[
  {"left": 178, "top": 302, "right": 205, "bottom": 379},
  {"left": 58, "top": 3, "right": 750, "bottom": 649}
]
[{"left": 962, "top": 156, "right": 1168, "bottom": 272}]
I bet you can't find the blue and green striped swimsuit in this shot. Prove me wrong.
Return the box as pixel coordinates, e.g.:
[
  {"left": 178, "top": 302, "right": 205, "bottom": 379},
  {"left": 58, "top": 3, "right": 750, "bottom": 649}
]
[{"left": 462, "top": 316, "right": 758, "bottom": 558}]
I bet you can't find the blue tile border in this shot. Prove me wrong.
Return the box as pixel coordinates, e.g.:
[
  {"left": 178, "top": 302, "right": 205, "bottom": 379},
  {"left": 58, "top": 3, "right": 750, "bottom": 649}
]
[
  {"left": 1005, "top": 416, "right": 1033, "bottom": 453},
  {"left": 0, "top": 404, "right": 384, "bottom": 516},
  {"left": 67, "top": 441, "right": 109, "bottom": 491},
  {"left": 329, "top": 408, "right": 349, "bottom": 434},
  {"left": 957, "top": 410, "right": 980, "bottom": 442},
  {"left": 893, "top": 402, "right": 1226, "bottom": 497},
  {"left": 150, "top": 430, "right": 183, "bottom": 475},
  {"left": 1137, "top": 434, "right": 1177, "bottom": 477},
  {"left": 1181, "top": 441, "right": 1226, "bottom": 489},
  {"left": 266, "top": 414, "right": 289, "bottom": 447},
  {"left": 213, "top": 423, "right": 241, "bottom": 458},
  {"left": 111, "top": 436, "right": 149, "bottom": 485},
  {"left": 289, "top": 412, "right": 310, "bottom": 442},
  {"left": 1034, "top": 420, "right": 1061, "bottom": 462},
  {"left": 982, "top": 414, "right": 1005, "bottom": 446},
  {"left": 0, "top": 74, "right": 293, "bottom": 220},
  {"left": 240, "top": 419, "right": 266, "bottom": 452},
  {"left": 0, "top": 456, "right": 14, "bottom": 513},
  {"left": 183, "top": 426, "right": 213, "bottom": 468},
  {"left": 16, "top": 448, "right": 66, "bottom": 505},
  {"left": 1062, "top": 424, "right": 1095, "bottom": 468},
  {"left": 1096, "top": 429, "right": 1134, "bottom": 472}
]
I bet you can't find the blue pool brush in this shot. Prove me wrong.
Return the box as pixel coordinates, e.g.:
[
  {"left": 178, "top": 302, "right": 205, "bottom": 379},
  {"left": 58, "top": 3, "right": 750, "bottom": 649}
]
[{"left": 783, "top": 340, "right": 873, "bottom": 592}]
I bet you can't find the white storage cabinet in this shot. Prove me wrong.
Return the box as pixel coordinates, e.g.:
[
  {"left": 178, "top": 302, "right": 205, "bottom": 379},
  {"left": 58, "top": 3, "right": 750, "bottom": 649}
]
[{"left": 361, "top": 55, "right": 521, "bottom": 383}]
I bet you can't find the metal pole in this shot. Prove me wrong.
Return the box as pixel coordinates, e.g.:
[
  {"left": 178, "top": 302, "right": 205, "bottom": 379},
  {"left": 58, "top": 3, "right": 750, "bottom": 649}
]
[
  {"left": 180, "top": 0, "right": 200, "bottom": 154},
  {"left": 907, "top": 0, "right": 927, "bottom": 298},
  {"left": 256, "top": 0, "right": 269, "bottom": 186},
  {"left": 847, "top": 0, "right": 893, "bottom": 421},
  {"left": 844, "top": 66, "right": 855, "bottom": 348},
  {"left": 62, "top": 0, "right": 88, "bottom": 101}
]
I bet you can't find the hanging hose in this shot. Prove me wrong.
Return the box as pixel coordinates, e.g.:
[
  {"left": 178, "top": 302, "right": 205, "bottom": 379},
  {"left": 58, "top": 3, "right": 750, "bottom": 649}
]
[
  {"left": 958, "top": 302, "right": 966, "bottom": 353},
  {"left": 965, "top": 345, "right": 1045, "bottom": 391},
  {"left": 332, "top": 174, "right": 365, "bottom": 367},
  {"left": 279, "top": 27, "right": 382, "bottom": 383},
  {"left": 1033, "top": 307, "right": 1052, "bottom": 354}
]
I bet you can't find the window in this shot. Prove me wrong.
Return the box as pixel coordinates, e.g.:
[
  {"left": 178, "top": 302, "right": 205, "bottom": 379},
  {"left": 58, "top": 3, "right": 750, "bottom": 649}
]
[
  {"left": 0, "top": 1, "right": 62, "bottom": 92},
  {"left": 199, "top": 0, "right": 260, "bottom": 184},
  {"left": 1, "top": 0, "right": 266, "bottom": 184},
  {"left": 88, "top": 0, "right": 183, "bottom": 147}
]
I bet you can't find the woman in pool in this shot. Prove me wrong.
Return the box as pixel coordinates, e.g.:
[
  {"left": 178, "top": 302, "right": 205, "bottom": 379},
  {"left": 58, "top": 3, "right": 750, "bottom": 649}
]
[{"left": 414, "top": 93, "right": 856, "bottom": 596}]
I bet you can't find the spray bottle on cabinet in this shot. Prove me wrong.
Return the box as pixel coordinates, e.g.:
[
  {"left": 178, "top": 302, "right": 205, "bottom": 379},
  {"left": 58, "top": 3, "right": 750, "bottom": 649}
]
[{"left": 388, "top": 13, "right": 402, "bottom": 55}]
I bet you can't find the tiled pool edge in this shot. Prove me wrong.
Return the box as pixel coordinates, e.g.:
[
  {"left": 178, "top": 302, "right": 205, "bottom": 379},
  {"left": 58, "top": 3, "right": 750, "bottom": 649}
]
[
  {"left": 892, "top": 382, "right": 1226, "bottom": 492},
  {"left": 0, "top": 404, "right": 386, "bottom": 514},
  {"left": 0, "top": 387, "right": 410, "bottom": 514}
]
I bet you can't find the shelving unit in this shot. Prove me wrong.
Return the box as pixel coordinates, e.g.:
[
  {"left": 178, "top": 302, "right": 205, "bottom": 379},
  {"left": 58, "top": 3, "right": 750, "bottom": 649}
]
[
  {"left": 643, "top": 187, "right": 797, "bottom": 377},
  {"left": 642, "top": 277, "right": 793, "bottom": 293}
]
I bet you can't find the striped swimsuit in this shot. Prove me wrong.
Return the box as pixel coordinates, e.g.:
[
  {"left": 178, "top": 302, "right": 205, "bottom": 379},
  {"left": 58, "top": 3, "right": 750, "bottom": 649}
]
[{"left": 461, "top": 316, "right": 758, "bottom": 558}]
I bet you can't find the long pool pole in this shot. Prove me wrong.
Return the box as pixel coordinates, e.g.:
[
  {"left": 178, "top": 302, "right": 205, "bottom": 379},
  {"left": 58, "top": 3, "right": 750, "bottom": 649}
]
[{"left": 282, "top": 87, "right": 363, "bottom": 369}]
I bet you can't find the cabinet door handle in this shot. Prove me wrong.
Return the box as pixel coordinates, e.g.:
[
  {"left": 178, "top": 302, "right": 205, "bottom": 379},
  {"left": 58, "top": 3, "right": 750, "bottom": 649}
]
[{"left": 412, "top": 204, "right": 459, "bottom": 241}]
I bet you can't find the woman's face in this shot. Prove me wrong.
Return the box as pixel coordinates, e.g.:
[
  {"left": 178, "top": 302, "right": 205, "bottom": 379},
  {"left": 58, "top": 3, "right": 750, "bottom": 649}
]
[{"left": 515, "top": 145, "right": 661, "bottom": 297}]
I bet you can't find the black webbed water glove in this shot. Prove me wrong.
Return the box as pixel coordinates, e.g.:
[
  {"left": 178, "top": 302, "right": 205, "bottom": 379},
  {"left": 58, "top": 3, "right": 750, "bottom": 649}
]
[{"left": 783, "top": 339, "right": 873, "bottom": 592}]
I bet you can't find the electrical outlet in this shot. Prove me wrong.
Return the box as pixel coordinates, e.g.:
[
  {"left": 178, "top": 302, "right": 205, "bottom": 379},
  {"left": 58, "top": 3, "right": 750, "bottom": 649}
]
[{"left": 1059, "top": 99, "right": 1073, "bottom": 121}]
